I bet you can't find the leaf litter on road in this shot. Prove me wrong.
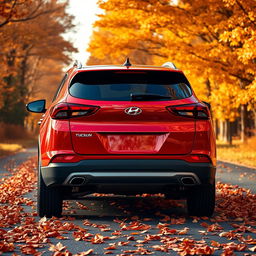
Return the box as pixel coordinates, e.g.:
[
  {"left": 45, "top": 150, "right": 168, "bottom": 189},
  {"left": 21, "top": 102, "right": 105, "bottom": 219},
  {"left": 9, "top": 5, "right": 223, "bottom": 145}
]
[{"left": 0, "top": 157, "right": 255, "bottom": 255}]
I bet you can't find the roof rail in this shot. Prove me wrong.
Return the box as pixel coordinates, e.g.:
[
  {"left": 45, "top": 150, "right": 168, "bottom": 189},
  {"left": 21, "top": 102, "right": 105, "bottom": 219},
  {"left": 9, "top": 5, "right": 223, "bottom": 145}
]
[
  {"left": 73, "top": 60, "right": 82, "bottom": 69},
  {"left": 162, "top": 62, "right": 177, "bottom": 69}
]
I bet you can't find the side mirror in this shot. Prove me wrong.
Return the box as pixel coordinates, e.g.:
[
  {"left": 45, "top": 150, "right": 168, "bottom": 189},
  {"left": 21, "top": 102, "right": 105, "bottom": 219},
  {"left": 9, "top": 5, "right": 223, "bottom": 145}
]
[
  {"left": 26, "top": 100, "right": 46, "bottom": 113},
  {"left": 202, "top": 101, "right": 211, "bottom": 110}
]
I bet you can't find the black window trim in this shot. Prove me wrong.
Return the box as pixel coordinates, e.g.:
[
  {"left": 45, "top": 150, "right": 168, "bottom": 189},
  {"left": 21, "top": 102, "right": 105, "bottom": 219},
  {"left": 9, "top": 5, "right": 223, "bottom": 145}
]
[
  {"left": 68, "top": 70, "right": 192, "bottom": 101},
  {"left": 52, "top": 73, "right": 68, "bottom": 102}
]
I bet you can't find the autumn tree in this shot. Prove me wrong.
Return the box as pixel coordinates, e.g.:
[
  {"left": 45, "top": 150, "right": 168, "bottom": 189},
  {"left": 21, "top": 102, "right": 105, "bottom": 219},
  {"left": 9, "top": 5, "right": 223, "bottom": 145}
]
[
  {"left": 88, "top": 0, "right": 256, "bottom": 143},
  {"left": 24, "top": 58, "right": 66, "bottom": 133},
  {"left": 87, "top": 28, "right": 154, "bottom": 65},
  {"left": 0, "top": 0, "right": 63, "bottom": 27},
  {"left": 0, "top": 0, "right": 76, "bottom": 126}
]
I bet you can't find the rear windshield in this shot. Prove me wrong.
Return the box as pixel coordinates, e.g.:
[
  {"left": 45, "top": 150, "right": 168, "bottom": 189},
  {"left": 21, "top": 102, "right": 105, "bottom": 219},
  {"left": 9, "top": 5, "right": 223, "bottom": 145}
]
[{"left": 69, "top": 70, "right": 192, "bottom": 101}]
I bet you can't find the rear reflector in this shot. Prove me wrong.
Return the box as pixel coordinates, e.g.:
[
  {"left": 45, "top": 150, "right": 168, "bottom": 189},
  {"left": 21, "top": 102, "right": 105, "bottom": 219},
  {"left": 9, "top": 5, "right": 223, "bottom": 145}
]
[
  {"left": 167, "top": 103, "right": 210, "bottom": 119},
  {"left": 50, "top": 103, "right": 99, "bottom": 119},
  {"left": 184, "top": 155, "right": 211, "bottom": 163},
  {"left": 51, "top": 154, "right": 81, "bottom": 163}
]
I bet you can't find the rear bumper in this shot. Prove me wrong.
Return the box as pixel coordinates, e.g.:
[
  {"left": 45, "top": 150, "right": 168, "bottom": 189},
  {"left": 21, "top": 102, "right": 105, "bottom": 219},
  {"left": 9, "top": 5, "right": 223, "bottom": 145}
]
[{"left": 41, "top": 159, "right": 216, "bottom": 187}]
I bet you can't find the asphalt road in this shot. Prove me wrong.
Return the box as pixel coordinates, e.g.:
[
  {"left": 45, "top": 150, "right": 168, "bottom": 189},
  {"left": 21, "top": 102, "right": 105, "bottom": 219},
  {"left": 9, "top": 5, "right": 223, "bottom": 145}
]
[
  {"left": 0, "top": 149, "right": 255, "bottom": 255},
  {"left": 216, "top": 161, "right": 256, "bottom": 194},
  {"left": 1, "top": 148, "right": 255, "bottom": 192},
  {"left": 0, "top": 148, "right": 37, "bottom": 176}
]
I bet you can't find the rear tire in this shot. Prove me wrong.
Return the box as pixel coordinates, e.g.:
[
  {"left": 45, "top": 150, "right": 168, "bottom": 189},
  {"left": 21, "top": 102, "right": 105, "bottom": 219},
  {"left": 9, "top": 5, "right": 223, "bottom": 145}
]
[
  {"left": 187, "top": 184, "right": 215, "bottom": 217},
  {"left": 38, "top": 166, "right": 63, "bottom": 218}
]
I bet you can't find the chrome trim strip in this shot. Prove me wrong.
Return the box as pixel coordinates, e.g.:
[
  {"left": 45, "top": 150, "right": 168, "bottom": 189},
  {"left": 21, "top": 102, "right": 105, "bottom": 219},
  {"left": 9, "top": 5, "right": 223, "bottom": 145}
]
[{"left": 63, "top": 172, "right": 200, "bottom": 185}]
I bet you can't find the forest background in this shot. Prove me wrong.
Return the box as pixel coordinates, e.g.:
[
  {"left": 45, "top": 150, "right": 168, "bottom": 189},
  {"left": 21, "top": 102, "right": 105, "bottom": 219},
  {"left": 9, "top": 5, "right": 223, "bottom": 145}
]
[{"left": 0, "top": 0, "right": 255, "bottom": 166}]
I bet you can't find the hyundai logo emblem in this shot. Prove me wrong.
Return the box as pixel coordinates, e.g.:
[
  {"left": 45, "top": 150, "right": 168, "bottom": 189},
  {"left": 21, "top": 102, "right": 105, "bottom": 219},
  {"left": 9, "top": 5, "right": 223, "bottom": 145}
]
[{"left": 124, "top": 107, "right": 142, "bottom": 115}]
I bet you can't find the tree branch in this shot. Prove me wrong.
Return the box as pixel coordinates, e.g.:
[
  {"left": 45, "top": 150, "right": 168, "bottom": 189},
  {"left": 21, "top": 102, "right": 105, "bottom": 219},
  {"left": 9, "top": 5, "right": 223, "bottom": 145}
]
[
  {"left": 0, "top": 0, "right": 17, "bottom": 28},
  {"left": 0, "top": 0, "right": 64, "bottom": 28}
]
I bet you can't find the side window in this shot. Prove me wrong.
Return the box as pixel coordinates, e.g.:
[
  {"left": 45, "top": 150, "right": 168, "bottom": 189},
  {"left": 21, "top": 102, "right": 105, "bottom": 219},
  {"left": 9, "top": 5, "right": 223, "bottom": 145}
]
[{"left": 52, "top": 74, "right": 68, "bottom": 102}]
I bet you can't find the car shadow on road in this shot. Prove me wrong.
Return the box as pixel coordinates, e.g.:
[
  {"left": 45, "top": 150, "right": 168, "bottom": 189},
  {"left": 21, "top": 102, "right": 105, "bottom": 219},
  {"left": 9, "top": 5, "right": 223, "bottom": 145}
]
[{"left": 63, "top": 195, "right": 187, "bottom": 220}]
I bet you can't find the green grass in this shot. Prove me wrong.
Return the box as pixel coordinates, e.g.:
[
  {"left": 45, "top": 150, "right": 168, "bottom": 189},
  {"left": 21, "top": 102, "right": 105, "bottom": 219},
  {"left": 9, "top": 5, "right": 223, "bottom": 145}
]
[{"left": 217, "top": 136, "right": 256, "bottom": 168}]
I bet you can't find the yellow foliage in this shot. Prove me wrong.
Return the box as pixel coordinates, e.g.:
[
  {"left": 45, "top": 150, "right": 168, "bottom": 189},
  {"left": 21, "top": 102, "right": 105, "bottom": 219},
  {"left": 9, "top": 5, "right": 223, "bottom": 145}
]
[
  {"left": 0, "top": 143, "right": 22, "bottom": 152},
  {"left": 217, "top": 136, "right": 256, "bottom": 167},
  {"left": 88, "top": 0, "right": 256, "bottom": 121}
]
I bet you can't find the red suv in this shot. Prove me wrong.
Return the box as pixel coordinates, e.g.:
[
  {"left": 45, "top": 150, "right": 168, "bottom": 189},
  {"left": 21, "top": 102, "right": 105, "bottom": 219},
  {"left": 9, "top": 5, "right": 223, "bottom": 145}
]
[{"left": 27, "top": 60, "right": 216, "bottom": 218}]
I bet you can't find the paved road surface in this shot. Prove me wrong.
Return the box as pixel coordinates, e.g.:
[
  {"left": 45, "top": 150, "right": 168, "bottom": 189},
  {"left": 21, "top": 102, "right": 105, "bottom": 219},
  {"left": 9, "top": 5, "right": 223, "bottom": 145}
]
[
  {"left": 0, "top": 148, "right": 37, "bottom": 176},
  {"left": 217, "top": 161, "right": 256, "bottom": 193},
  {"left": 1, "top": 148, "right": 255, "bottom": 192},
  {"left": 0, "top": 149, "right": 255, "bottom": 255}
]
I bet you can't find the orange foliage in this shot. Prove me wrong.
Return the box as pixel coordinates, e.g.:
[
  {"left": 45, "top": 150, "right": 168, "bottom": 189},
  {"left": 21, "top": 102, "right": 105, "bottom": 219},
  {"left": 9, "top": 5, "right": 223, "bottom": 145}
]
[
  {"left": 88, "top": 0, "right": 256, "bottom": 121},
  {"left": 0, "top": 0, "right": 77, "bottom": 127}
]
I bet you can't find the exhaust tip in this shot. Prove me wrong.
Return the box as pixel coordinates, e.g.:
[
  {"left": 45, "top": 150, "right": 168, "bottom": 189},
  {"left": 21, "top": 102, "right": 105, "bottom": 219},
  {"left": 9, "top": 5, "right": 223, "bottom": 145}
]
[
  {"left": 69, "top": 177, "right": 86, "bottom": 185},
  {"left": 180, "top": 177, "right": 196, "bottom": 185}
]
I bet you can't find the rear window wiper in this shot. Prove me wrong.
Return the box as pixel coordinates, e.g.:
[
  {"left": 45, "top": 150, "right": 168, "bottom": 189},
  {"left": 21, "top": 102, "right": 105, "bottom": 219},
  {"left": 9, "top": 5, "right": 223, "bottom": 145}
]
[{"left": 130, "top": 93, "right": 172, "bottom": 101}]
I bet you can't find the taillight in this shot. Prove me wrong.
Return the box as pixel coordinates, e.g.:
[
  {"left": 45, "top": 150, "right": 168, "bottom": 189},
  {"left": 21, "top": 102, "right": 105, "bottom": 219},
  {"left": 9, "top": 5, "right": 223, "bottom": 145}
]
[
  {"left": 166, "top": 103, "right": 210, "bottom": 119},
  {"left": 50, "top": 103, "right": 99, "bottom": 119}
]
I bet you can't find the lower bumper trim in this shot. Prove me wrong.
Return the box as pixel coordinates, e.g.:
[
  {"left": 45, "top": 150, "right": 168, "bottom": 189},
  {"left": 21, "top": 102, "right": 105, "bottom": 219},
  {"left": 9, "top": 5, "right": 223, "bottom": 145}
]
[
  {"left": 63, "top": 172, "right": 201, "bottom": 186},
  {"left": 41, "top": 159, "right": 216, "bottom": 187}
]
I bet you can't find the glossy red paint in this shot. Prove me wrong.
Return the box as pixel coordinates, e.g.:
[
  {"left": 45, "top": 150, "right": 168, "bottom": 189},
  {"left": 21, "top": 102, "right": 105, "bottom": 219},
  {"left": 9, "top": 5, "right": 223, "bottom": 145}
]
[
  {"left": 68, "top": 96, "right": 195, "bottom": 155},
  {"left": 49, "top": 153, "right": 211, "bottom": 164},
  {"left": 37, "top": 65, "right": 216, "bottom": 167}
]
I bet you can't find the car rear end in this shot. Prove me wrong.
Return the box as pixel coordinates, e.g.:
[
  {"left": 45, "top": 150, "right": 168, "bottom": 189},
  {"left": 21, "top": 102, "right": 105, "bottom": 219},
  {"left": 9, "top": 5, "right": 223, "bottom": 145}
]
[{"left": 38, "top": 65, "right": 216, "bottom": 217}]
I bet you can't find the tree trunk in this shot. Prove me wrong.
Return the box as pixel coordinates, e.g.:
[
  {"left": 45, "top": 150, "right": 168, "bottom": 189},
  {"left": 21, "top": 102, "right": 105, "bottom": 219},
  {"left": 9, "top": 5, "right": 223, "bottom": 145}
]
[
  {"left": 219, "top": 120, "right": 228, "bottom": 142},
  {"left": 223, "top": 120, "right": 228, "bottom": 143},
  {"left": 214, "top": 119, "right": 218, "bottom": 140},
  {"left": 205, "top": 79, "right": 211, "bottom": 98},
  {"left": 240, "top": 104, "right": 246, "bottom": 142},
  {"left": 252, "top": 108, "right": 256, "bottom": 136},
  {"left": 219, "top": 120, "right": 223, "bottom": 141},
  {"left": 227, "top": 120, "right": 232, "bottom": 145},
  {"left": 219, "top": 120, "right": 224, "bottom": 142},
  {"left": 220, "top": 120, "right": 232, "bottom": 144}
]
